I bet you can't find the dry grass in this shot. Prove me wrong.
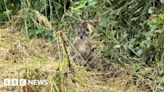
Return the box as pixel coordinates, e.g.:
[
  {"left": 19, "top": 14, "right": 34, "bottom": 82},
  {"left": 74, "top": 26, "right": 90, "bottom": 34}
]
[{"left": 0, "top": 28, "right": 163, "bottom": 92}]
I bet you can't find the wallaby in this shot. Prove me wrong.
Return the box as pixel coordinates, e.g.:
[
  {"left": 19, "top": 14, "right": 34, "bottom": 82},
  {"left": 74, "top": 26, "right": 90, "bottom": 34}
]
[{"left": 69, "top": 22, "right": 92, "bottom": 61}]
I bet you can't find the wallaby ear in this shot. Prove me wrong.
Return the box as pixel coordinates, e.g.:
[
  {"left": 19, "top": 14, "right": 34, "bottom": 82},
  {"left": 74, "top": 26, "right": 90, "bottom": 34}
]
[
  {"left": 82, "top": 21, "right": 88, "bottom": 31},
  {"left": 73, "top": 23, "right": 80, "bottom": 30},
  {"left": 82, "top": 22, "right": 87, "bottom": 28}
]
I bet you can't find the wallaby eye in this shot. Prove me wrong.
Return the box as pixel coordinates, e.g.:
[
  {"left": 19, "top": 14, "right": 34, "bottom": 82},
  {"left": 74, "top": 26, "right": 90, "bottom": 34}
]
[
  {"left": 77, "top": 32, "right": 80, "bottom": 35},
  {"left": 82, "top": 31, "right": 86, "bottom": 35},
  {"left": 77, "top": 32, "right": 81, "bottom": 35}
]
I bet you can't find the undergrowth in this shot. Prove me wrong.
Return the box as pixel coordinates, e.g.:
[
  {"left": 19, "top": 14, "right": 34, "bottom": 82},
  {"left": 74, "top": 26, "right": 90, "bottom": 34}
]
[{"left": 0, "top": 0, "right": 164, "bottom": 92}]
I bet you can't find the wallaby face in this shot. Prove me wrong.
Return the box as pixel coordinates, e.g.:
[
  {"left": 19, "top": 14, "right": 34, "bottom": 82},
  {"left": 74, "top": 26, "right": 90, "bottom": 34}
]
[{"left": 74, "top": 22, "right": 88, "bottom": 39}]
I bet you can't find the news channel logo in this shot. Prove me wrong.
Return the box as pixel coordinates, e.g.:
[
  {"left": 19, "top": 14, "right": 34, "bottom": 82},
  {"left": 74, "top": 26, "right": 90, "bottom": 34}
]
[{"left": 3, "top": 78, "right": 48, "bottom": 86}]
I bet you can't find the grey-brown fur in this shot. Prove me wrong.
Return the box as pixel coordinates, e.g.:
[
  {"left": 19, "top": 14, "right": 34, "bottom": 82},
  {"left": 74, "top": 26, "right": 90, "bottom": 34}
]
[{"left": 69, "top": 22, "right": 91, "bottom": 60}]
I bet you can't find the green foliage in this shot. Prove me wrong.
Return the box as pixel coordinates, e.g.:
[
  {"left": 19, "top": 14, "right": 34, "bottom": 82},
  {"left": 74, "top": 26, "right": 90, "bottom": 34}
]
[
  {"left": 97, "top": 0, "right": 163, "bottom": 65},
  {"left": 148, "top": 14, "right": 164, "bottom": 61},
  {"left": 160, "top": 0, "right": 164, "bottom": 3},
  {"left": 71, "top": 0, "right": 97, "bottom": 16},
  {"left": 0, "top": 1, "right": 164, "bottom": 91}
]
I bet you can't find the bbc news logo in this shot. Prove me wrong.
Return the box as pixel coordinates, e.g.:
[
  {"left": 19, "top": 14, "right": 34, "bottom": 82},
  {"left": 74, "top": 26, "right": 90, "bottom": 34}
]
[{"left": 3, "top": 79, "right": 48, "bottom": 86}]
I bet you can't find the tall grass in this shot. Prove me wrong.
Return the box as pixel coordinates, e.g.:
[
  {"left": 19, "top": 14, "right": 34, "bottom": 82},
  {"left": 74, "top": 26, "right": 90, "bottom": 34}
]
[{"left": 0, "top": 0, "right": 164, "bottom": 92}]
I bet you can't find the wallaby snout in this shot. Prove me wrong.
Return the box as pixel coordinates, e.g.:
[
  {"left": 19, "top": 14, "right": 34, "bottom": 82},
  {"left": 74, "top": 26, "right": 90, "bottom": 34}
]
[
  {"left": 78, "top": 30, "right": 86, "bottom": 39},
  {"left": 74, "top": 22, "right": 88, "bottom": 39}
]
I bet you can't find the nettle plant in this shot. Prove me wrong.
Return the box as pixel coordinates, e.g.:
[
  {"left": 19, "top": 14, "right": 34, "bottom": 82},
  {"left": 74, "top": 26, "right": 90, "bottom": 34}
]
[
  {"left": 70, "top": 0, "right": 97, "bottom": 17},
  {"left": 150, "top": 14, "right": 164, "bottom": 45},
  {"left": 148, "top": 14, "right": 164, "bottom": 56}
]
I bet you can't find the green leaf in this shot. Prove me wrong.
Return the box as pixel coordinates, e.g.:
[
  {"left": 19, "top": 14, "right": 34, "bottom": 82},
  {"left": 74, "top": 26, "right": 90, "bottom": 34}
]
[
  {"left": 160, "top": 0, "right": 164, "bottom": 3},
  {"left": 148, "top": 7, "right": 154, "bottom": 14}
]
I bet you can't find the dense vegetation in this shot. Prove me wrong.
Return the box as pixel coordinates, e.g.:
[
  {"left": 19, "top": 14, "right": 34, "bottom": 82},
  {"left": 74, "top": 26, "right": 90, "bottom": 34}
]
[{"left": 0, "top": 0, "right": 164, "bottom": 92}]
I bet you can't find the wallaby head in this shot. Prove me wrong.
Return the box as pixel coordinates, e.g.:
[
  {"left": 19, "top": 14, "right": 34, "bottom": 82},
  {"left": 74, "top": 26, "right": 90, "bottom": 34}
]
[{"left": 74, "top": 22, "right": 88, "bottom": 39}]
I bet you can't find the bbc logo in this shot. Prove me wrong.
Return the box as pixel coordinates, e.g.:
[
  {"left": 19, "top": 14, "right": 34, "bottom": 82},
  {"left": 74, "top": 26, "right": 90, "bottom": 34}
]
[{"left": 3, "top": 79, "right": 26, "bottom": 86}]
